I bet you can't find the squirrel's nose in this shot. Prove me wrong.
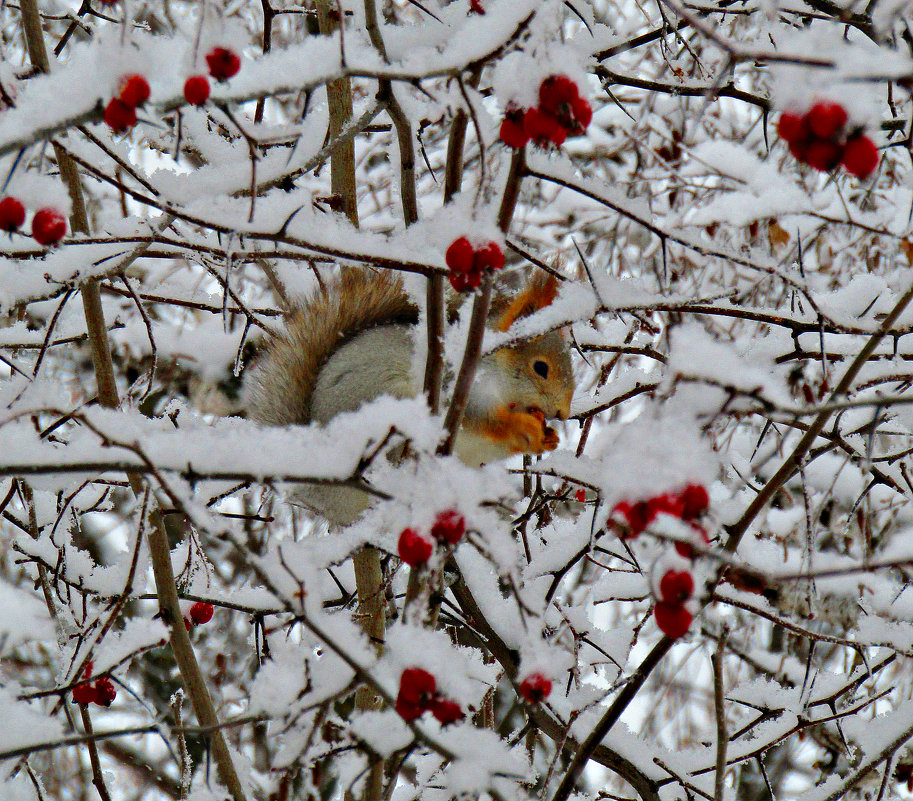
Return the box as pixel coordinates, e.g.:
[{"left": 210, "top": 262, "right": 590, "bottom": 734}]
[{"left": 555, "top": 392, "right": 572, "bottom": 420}]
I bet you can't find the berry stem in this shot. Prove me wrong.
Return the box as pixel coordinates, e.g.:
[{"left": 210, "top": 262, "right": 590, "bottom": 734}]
[
  {"left": 438, "top": 272, "right": 494, "bottom": 455},
  {"left": 498, "top": 145, "right": 526, "bottom": 233},
  {"left": 78, "top": 704, "right": 112, "bottom": 801},
  {"left": 403, "top": 563, "right": 425, "bottom": 619},
  {"left": 254, "top": 0, "right": 276, "bottom": 124}
]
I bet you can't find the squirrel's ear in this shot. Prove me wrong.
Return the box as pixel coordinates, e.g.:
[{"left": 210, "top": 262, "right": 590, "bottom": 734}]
[{"left": 495, "top": 273, "right": 560, "bottom": 332}]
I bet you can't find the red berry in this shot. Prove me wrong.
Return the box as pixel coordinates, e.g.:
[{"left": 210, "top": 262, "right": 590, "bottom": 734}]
[
  {"left": 675, "top": 523, "right": 710, "bottom": 559},
  {"left": 0, "top": 197, "right": 25, "bottom": 232},
  {"left": 500, "top": 111, "right": 529, "bottom": 149},
  {"left": 430, "top": 696, "right": 464, "bottom": 724},
  {"left": 538, "top": 76, "right": 590, "bottom": 136},
  {"left": 396, "top": 668, "right": 436, "bottom": 719},
  {"left": 806, "top": 101, "right": 847, "bottom": 140},
  {"left": 469, "top": 0, "right": 485, "bottom": 12},
  {"left": 519, "top": 672, "right": 552, "bottom": 704},
  {"left": 94, "top": 677, "right": 117, "bottom": 707},
  {"left": 206, "top": 47, "right": 241, "bottom": 81},
  {"left": 474, "top": 242, "right": 504, "bottom": 273},
  {"left": 611, "top": 500, "right": 649, "bottom": 539},
  {"left": 395, "top": 696, "right": 426, "bottom": 721},
  {"left": 449, "top": 268, "right": 482, "bottom": 293},
  {"left": 777, "top": 112, "right": 808, "bottom": 145},
  {"left": 804, "top": 139, "right": 844, "bottom": 172},
  {"left": 72, "top": 683, "right": 97, "bottom": 705},
  {"left": 447, "top": 237, "right": 485, "bottom": 293},
  {"left": 659, "top": 569, "right": 694, "bottom": 604},
  {"left": 539, "top": 76, "right": 580, "bottom": 117},
  {"left": 524, "top": 107, "right": 566, "bottom": 147},
  {"left": 446, "top": 236, "right": 474, "bottom": 274},
  {"left": 570, "top": 95, "right": 592, "bottom": 132},
  {"left": 398, "top": 667, "right": 436, "bottom": 704},
  {"left": 184, "top": 75, "right": 210, "bottom": 106},
  {"left": 119, "top": 74, "right": 150, "bottom": 107},
  {"left": 646, "top": 493, "right": 684, "bottom": 521},
  {"left": 842, "top": 135, "right": 879, "bottom": 178},
  {"left": 183, "top": 616, "right": 193, "bottom": 631},
  {"left": 575, "top": 489, "right": 586, "bottom": 502},
  {"left": 788, "top": 138, "right": 810, "bottom": 163},
  {"left": 189, "top": 601, "right": 214, "bottom": 625},
  {"left": 678, "top": 484, "right": 709, "bottom": 520},
  {"left": 398, "top": 528, "right": 433, "bottom": 566},
  {"left": 431, "top": 510, "right": 465, "bottom": 545},
  {"left": 104, "top": 98, "right": 137, "bottom": 133},
  {"left": 654, "top": 601, "right": 692, "bottom": 639},
  {"left": 32, "top": 208, "right": 67, "bottom": 246}
]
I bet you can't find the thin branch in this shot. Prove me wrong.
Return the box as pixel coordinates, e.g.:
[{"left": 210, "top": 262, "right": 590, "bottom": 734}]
[
  {"left": 723, "top": 274, "right": 913, "bottom": 555},
  {"left": 712, "top": 633, "right": 728, "bottom": 801},
  {"left": 79, "top": 705, "right": 113, "bottom": 801}
]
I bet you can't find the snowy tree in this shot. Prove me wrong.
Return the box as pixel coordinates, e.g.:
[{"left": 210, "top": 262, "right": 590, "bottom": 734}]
[{"left": 2, "top": 1, "right": 913, "bottom": 800}]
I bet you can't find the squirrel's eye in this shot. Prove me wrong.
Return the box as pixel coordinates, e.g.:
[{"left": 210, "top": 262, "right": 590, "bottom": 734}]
[{"left": 533, "top": 360, "right": 549, "bottom": 378}]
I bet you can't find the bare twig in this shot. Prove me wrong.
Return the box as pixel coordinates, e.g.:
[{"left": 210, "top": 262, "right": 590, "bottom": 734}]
[{"left": 712, "top": 632, "right": 728, "bottom": 801}]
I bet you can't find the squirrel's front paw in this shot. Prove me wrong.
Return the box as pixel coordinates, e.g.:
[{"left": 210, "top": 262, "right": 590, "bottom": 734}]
[{"left": 485, "top": 405, "right": 560, "bottom": 455}]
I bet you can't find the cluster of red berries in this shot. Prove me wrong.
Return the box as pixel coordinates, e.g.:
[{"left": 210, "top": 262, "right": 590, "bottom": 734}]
[
  {"left": 0, "top": 197, "right": 67, "bottom": 246},
  {"left": 72, "top": 662, "right": 117, "bottom": 707},
  {"left": 469, "top": 0, "right": 484, "bottom": 12},
  {"left": 518, "top": 672, "right": 552, "bottom": 704},
  {"left": 611, "top": 483, "right": 710, "bottom": 557},
  {"left": 103, "top": 47, "right": 241, "bottom": 131},
  {"left": 183, "top": 601, "right": 215, "bottom": 630},
  {"left": 398, "top": 510, "right": 466, "bottom": 567},
  {"left": 396, "top": 667, "right": 463, "bottom": 724},
  {"left": 654, "top": 569, "right": 694, "bottom": 640},
  {"left": 500, "top": 75, "right": 592, "bottom": 149},
  {"left": 104, "top": 73, "right": 150, "bottom": 133},
  {"left": 778, "top": 101, "right": 879, "bottom": 178},
  {"left": 183, "top": 47, "right": 242, "bottom": 107},
  {"left": 445, "top": 237, "right": 504, "bottom": 292},
  {"left": 612, "top": 483, "right": 711, "bottom": 640}
]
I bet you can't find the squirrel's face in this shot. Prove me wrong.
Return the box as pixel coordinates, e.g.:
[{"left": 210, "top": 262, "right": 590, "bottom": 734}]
[{"left": 493, "top": 331, "right": 574, "bottom": 420}]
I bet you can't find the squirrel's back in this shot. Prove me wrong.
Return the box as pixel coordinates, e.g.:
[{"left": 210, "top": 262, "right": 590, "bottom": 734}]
[{"left": 248, "top": 272, "right": 417, "bottom": 427}]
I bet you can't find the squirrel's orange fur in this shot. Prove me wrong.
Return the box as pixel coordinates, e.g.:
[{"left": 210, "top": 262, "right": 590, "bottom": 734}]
[
  {"left": 475, "top": 404, "right": 561, "bottom": 453},
  {"left": 494, "top": 274, "right": 560, "bottom": 332}
]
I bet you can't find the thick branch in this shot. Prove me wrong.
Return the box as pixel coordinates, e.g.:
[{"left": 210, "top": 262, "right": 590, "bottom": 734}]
[{"left": 316, "top": 0, "right": 359, "bottom": 227}]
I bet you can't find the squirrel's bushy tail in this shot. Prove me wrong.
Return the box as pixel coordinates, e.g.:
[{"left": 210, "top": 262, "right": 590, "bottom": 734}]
[{"left": 248, "top": 271, "right": 417, "bottom": 426}]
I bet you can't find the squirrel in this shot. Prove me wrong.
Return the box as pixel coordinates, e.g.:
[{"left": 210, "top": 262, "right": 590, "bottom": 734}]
[{"left": 248, "top": 269, "right": 575, "bottom": 525}]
